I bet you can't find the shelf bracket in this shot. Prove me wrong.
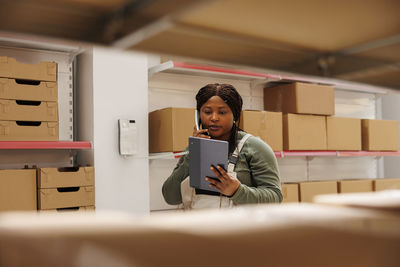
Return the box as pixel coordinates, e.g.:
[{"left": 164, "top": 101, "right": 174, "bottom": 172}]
[{"left": 250, "top": 77, "right": 281, "bottom": 90}]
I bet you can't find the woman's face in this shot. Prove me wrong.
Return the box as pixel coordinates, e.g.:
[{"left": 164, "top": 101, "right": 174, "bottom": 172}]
[{"left": 200, "top": 95, "right": 234, "bottom": 140}]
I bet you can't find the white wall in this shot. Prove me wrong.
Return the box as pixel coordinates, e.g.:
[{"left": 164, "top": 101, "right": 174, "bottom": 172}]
[
  {"left": 77, "top": 47, "right": 149, "bottom": 214},
  {"left": 382, "top": 92, "right": 400, "bottom": 178}
]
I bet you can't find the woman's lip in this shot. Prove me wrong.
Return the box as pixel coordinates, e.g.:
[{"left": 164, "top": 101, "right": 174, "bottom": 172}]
[{"left": 208, "top": 126, "right": 221, "bottom": 130}]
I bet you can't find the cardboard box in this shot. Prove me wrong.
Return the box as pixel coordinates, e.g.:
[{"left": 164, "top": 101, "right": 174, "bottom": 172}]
[
  {"left": 327, "top": 117, "right": 361, "bottom": 150},
  {"left": 0, "top": 78, "right": 58, "bottom": 101},
  {"left": 240, "top": 110, "right": 283, "bottom": 151},
  {"left": 0, "top": 169, "right": 37, "bottom": 211},
  {"left": 374, "top": 178, "right": 400, "bottom": 191},
  {"left": 281, "top": 183, "right": 299, "bottom": 203},
  {"left": 299, "top": 181, "right": 338, "bottom": 202},
  {"left": 0, "top": 121, "right": 58, "bottom": 141},
  {"left": 0, "top": 99, "right": 58, "bottom": 122},
  {"left": 40, "top": 205, "right": 95, "bottom": 212},
  {"left": 362, "top": 119, "right": 399, "bottom": 151},
  {"left": 264, "top": 82, "right": 335, "bottom": 115},
  {"left": 0, "top": 56, "right": 57, "bottom": 82},
  {"left": 38, "top": 186, "right": 95, "bottom": 210},
  {"left": 149, "top": 107, "right": 195, "bottom": 153},
  {"left": 338, "top": 179, "right": 373, "bottom": 193},
  {"left": 283, "top": 114, "right": 327, "bottom": 150},
  {"left": 38, "top": 167, "right": 94, "bottom": 188},
  {"left": 1, "top": 204, "right": 399, "bottom": 267}
]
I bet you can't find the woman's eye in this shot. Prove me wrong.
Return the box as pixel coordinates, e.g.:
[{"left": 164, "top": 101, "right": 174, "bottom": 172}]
[
  {"left": 219, "top": 111, "right": 226, "bottom": 115},
  {"left": 204, "top": 111, "right": 212, "bottom": 115}
]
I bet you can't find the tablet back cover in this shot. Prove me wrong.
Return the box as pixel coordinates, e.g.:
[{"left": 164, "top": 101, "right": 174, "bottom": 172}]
[{"left": 189, "top": 137, "right": 228, "bottom": 192}]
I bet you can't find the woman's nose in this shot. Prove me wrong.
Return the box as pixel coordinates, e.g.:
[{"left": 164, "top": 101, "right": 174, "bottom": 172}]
[{"left": 211, "top": 112, "right": 219, "bottom": 121}]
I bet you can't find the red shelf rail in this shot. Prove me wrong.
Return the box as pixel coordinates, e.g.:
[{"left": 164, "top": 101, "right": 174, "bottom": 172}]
[
  {"left": 0, "top": 141, "right": 92, "bottom": 149},
  {"left": 149, "top": 61, "right": 390, "bottom": 94},
  {"left": 172, "top": 61, "right": 281, "bottom": 79},
  {"left": 279, "top": 151, "right": 400, "bottom": 157},
  {"left": 158, "top": 150, "right": 400, "bottom": 160}
]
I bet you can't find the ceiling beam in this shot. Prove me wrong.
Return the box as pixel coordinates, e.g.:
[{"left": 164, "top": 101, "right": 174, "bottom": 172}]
[{"left": 336, "top": 34, "right": 400, "bottom": 56}]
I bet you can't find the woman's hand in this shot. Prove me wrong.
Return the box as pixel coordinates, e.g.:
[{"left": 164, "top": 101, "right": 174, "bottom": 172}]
[
  {"left": 193, "top": 125, "right": 211, "bottom": 139},
  {"left": 206, "top": 165, "right": 240, "bottom": 197}
]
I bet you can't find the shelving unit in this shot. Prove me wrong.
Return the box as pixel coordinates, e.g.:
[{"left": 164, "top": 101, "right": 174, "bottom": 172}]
[
  {"left": 0, "top": 36, "right": 92, "bottom": 169},
  {"left": 148, "top": 61, "right": 399, "bottom": 162},
  {"left": 148, "top": 59, "right": 398, "bottom": 211}
]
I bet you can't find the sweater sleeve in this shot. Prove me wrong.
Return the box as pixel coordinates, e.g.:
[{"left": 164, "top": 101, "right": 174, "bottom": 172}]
[
  {"left": 162, "top": 151, "right": 190, "bottom": 205},
  {"left": 229, "top": 137, "right": 282, "bottom": 204}
]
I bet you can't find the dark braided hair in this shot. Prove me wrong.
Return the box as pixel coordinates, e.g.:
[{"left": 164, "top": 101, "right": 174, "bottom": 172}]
[{"left": 195, "top": 83, "right": 243, "bottom": 155}]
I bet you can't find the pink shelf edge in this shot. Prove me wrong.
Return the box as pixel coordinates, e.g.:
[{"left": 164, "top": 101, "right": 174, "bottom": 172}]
[
  {"left": 173, "top": 61, "right": 281, "bottom": 79},
  {"left": 172, "top": 150, "right": 400, "bottom": 159},
  {"left": 0, "top": 141, "right": 92, "bottom": 149}
]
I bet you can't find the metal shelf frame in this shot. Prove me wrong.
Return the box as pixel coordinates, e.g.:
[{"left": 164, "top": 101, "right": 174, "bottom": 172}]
[{"left": 149, "top": 60, "right": 391, "bottom": 94}]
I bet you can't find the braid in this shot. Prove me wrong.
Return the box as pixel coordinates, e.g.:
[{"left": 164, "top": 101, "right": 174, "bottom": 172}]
[{"left": 195, "top": 83, "right": 243, "bottom": 155}]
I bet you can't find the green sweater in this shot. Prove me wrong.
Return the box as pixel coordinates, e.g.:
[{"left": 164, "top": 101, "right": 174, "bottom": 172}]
[{"left": 162, "top": 131, "right": 282, "bottom": 205}]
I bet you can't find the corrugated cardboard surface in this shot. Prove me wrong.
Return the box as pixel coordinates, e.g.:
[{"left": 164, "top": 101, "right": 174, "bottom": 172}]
[
  {"left": 264, "top": 82, "right": 335, "bottom": 115},
  {"left": 240, "top": 110, "right": 283, "bottom": 151},
  {"left": 283, "top": 114, "right": 327, "bottom": 150},
  {"left": 0, "top": 78, "right": 58, "bottom": 101},
  {"left": 281, "top": 183, "right": 299, "bottom": 203},
  {"left": 0, "top": 121, "right": 58, "bottom": 141},
  {"left": 149, "top": 107, "right": 195, "bottom": 152},
  {"left": 38, "top": 167, "right": 94, "bottom": 188},
  {"left": 338, "top": 179, "right": 373, "bottom": 193},
  {"left": 374, "top": 178, "right": 400, "bottom": 191},
  {"left": 0, "top": 99, "right": 58, "bottom": 121},
  {"left": 1, "top": 204, "right": 400, "bottom": 267},
  {"left": 38, "top": 186, "right": 95, "bottom": 210},
  {"left": 362, "top": 119, "right": 399, "bottom": 151},
  {"left": 327, "top": 117, "right": 361, "bottom": 150},
  {"left": 299, "top": 181, "right": 338, "bottom": 202},
  {"left": 0, "top": 56, "right": 57, "bottom": 82},
  {"left": 0, "top": 169, "right": 37, "bottom": 211}
]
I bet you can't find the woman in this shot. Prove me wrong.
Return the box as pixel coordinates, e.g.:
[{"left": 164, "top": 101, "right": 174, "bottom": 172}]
[{"left": 162, "top": 83, "right": 282, "bottom": 208}]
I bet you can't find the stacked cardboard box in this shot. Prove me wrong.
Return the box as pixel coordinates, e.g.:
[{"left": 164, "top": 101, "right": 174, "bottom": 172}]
[
  {"left": 298, "top": 181, "right": 338, "bottom": 202},
  {"left": 281, "top": 183, "right": 299, "bottom": 203},
  {"left": 0, "top": 56, "right": 58, "bottom": 141},
  {"left": 326, "top": 117, "right": 361, "bottom": 150},
  {"left": 148, "top": 107, "right": 283, "bottom": 152},
  {"left": 282, "top": 178, "right": 400, "bottom": 203},
  {"left": 265, "top": 82, "right": 333, "bottom": 150},
  {"left": 264, "top": 82, "right": 398, "bottom": 151},
  {"left": 240, "top": 110, "right": 282, "bottom": 151},
  {"left": 0, "top": 169, "right": 37, "bottom": 211},
  {"left": 374, "top": 178, "right": 400, "bottom": 191},
  {"left": 338, "top": 179, "right": 374, "bottom": 193},
  {"left": 362, "top": 119, "right": 399, "bottom": 151},
  {"left": 149, "top": 107, "right": 195, "bottom": 153},
  {"left": 37, "top": 167, "right": 95, "bottom": 211}
]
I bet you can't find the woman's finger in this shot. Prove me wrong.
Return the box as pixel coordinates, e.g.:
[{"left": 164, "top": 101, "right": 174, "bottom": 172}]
[
  {"left": 206, "top": 177, "right": 220, "bottom": 188},
  {"left": 210, "top": 166, "right": 223, "bottom": 180},
  {"left": 213, "top": 165, "right": 229, "bottom": 181},
  {"left": 193, "top": 128, "right": 209, "bottom": 138}
]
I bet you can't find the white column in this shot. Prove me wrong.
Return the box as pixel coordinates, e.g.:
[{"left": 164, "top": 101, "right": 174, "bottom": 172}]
[
  {"left": 382, "top": 92, "right": 400, "bottom": 178},
  {"left": 77, "top": 47, "right": 149, "bottom": 214}
]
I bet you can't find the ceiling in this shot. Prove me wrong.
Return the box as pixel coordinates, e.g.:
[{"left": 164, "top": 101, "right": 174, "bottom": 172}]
[{"left": 1, "top": 0, "right": 400, "bottom": 89}]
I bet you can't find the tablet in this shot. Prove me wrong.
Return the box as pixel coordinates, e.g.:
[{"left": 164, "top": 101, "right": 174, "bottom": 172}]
[{"left": 189, "top": 136, "right": 229, "bottom": 192}]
